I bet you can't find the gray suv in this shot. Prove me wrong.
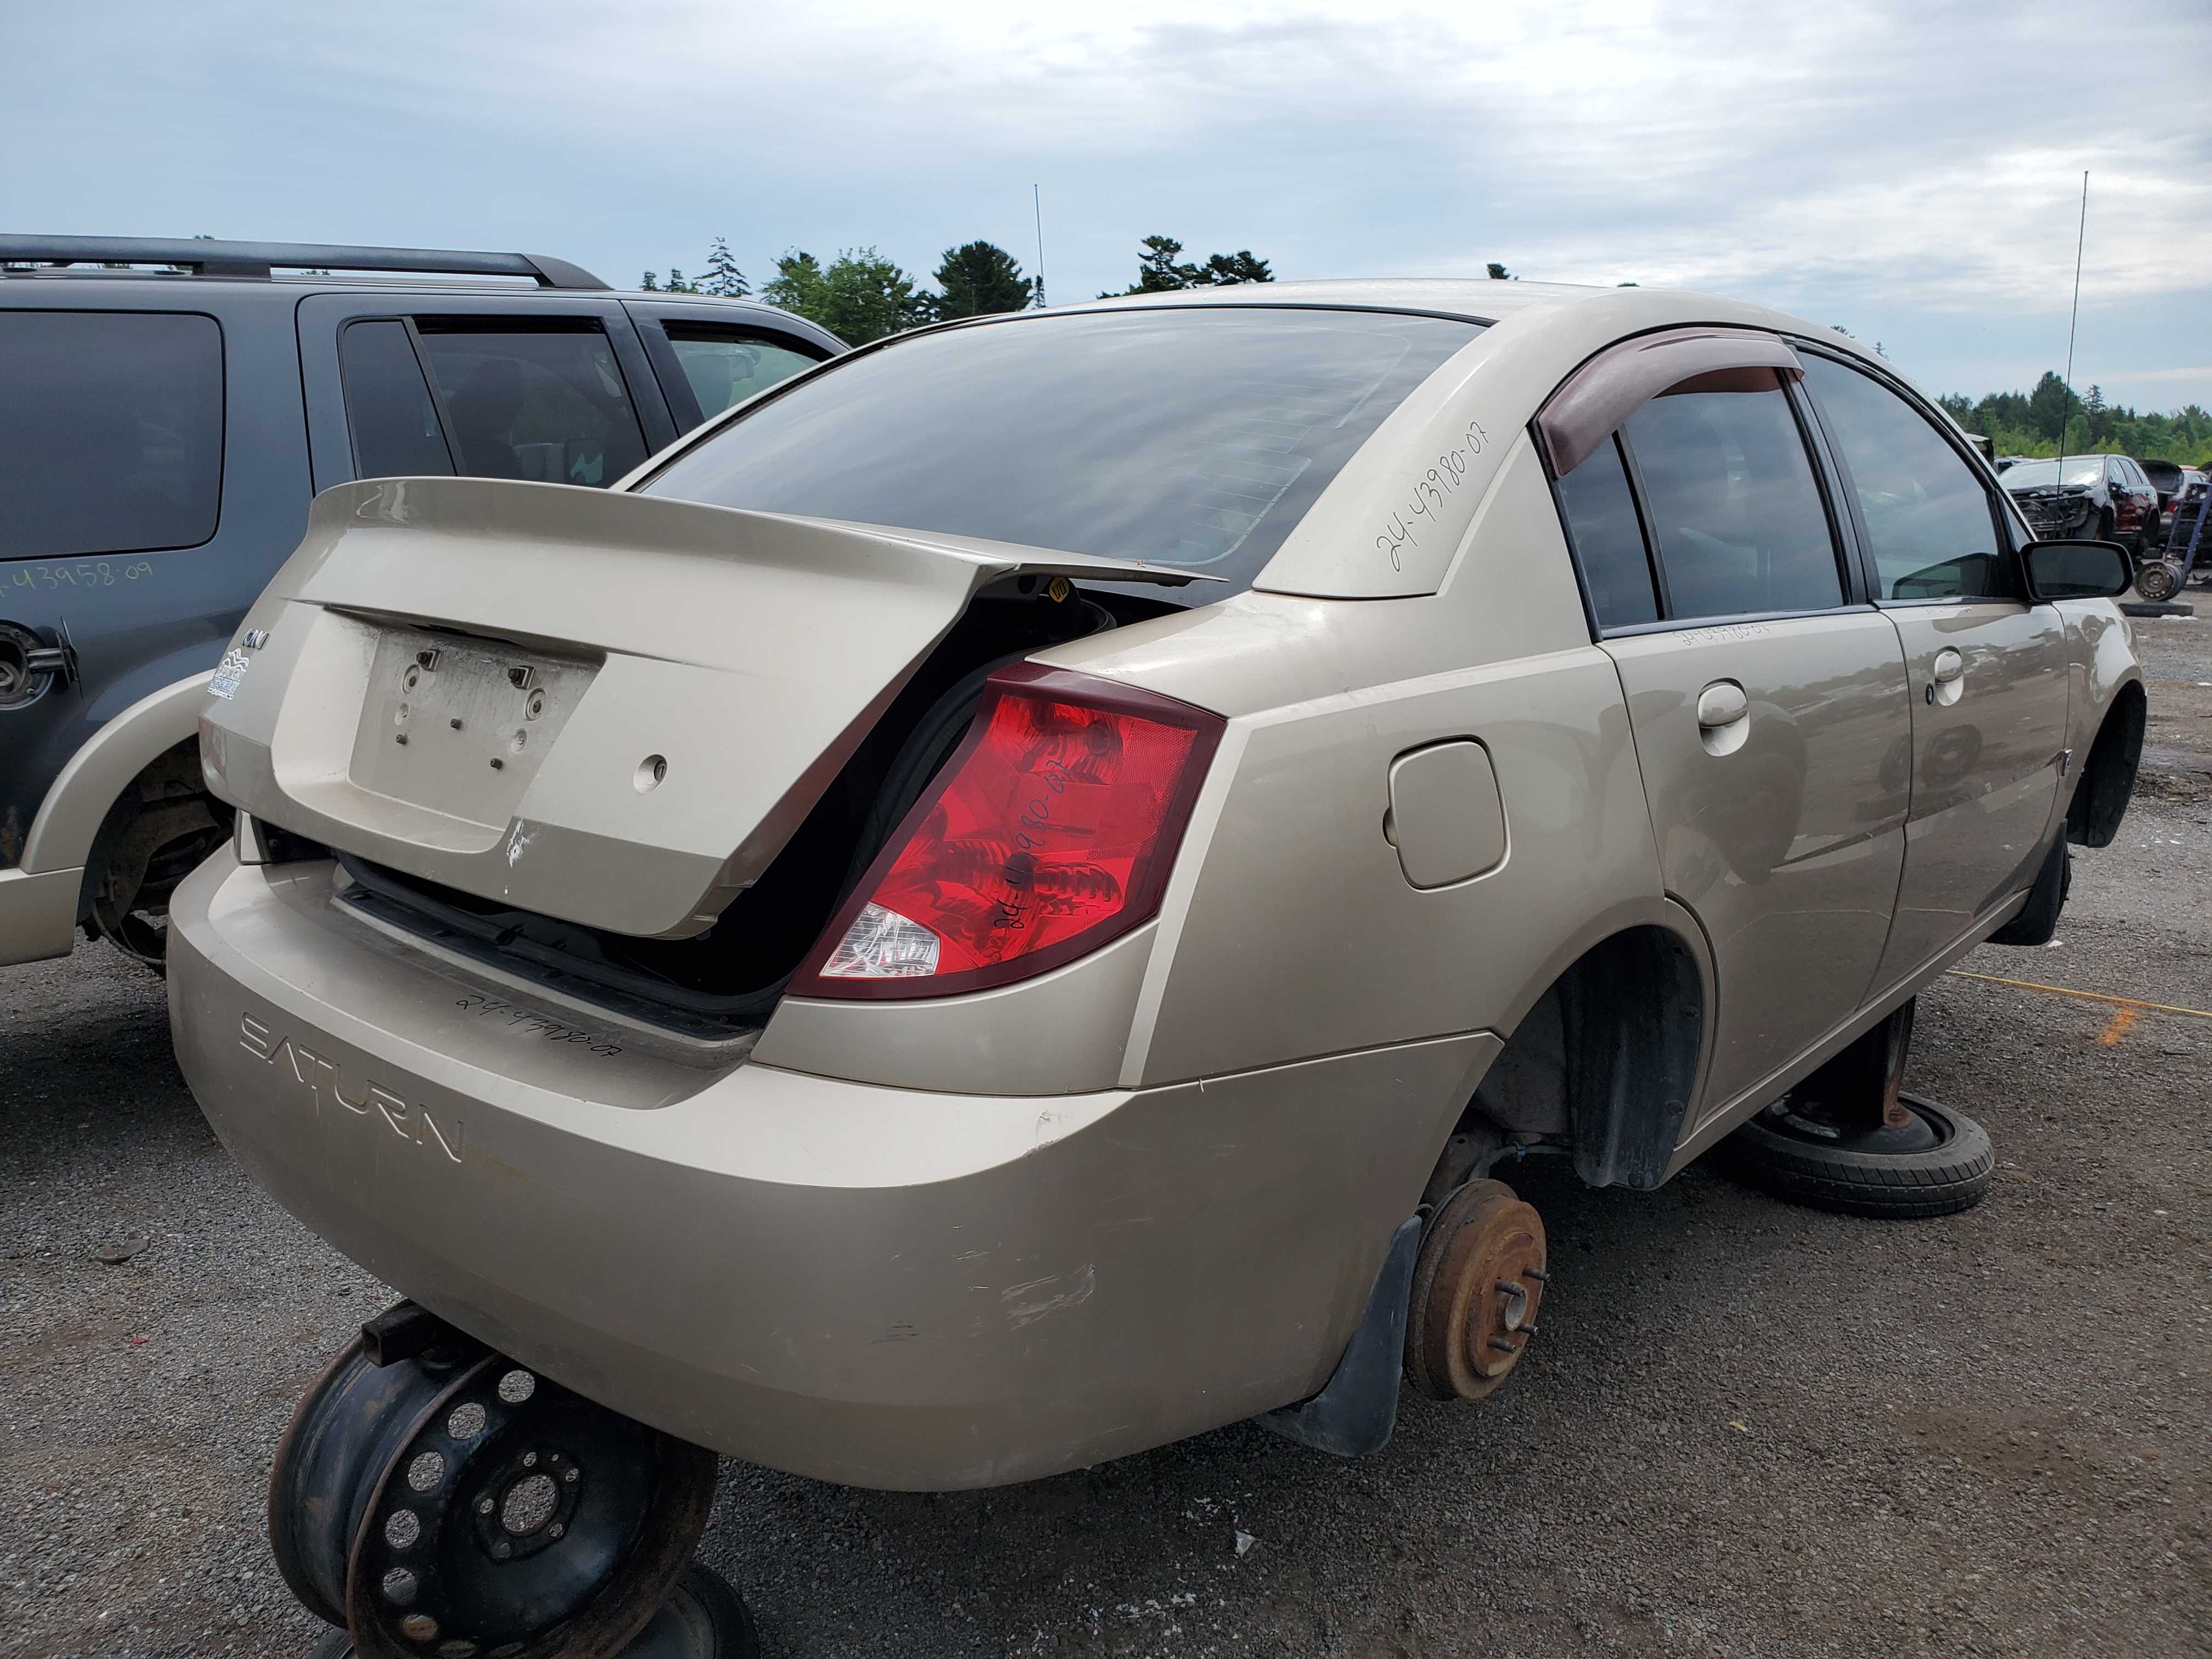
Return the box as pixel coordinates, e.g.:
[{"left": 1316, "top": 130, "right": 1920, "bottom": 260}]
[{"left": 0, "top": 235, "right": 843, "bottom": 968}]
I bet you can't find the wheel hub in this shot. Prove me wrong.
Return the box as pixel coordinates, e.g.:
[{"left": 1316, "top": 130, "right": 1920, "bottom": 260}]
[
  {"left": 1762, "top": 1096, "right": 1943, "bottom": 1156},
  {"left": 1407, "top": 1178, "right": 1548, "bottom": 1401}
]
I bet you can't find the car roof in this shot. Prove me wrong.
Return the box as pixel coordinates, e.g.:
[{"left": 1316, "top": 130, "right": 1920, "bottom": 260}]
[{"left": 1080, "top": 276, "right": 1607, "bottom": 324}]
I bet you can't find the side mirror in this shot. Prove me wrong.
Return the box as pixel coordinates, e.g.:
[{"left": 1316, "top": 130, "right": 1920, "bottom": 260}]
[{"left": 2023, "top": 539, "right": 2134, "bottom": 601}]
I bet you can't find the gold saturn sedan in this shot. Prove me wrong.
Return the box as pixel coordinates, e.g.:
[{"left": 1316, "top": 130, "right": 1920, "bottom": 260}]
[{"left": 171, "top": 282, "right": 2144, "bottom": 1656}]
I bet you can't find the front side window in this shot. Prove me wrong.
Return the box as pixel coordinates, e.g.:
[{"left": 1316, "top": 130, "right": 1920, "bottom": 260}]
[
  {"left": 640, "top": 308, "right": 1482, "bottom": 591},
  {"left": 1801, "top": 355, "right": 2010, "bottom": 601},
  {"left": 1621, "top": 375, "right": 1842, "bottom": 619},
  {"left": 663, "top": 327, "right": 822, "bottom": 421},
  {"left": 0, "top": 310, "right": 223, "bottom": 559},
  {"left": 411, "top": 321, "right": 648, "bottom": 487}
]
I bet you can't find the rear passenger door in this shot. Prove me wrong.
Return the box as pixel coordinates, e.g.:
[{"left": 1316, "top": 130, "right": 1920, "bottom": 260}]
[
  {"left": 1797, "top": 352, "right": 2071, "bottom": 992},
  {"left": 1552, "top": 357, "right": 1912, "bottom": 1126},
  {"left": 297, "top": 294, "right": 679, "bottom": 495}
]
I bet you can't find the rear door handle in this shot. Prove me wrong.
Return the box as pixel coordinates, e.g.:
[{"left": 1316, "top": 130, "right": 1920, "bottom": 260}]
[{"left": 1696, "top": 681, "right": 1748, "bottom": 729}]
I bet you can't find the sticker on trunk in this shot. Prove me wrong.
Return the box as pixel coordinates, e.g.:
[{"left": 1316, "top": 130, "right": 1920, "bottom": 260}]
[{"left": 208, "top": 646, "right": 253, "bottom": 701}]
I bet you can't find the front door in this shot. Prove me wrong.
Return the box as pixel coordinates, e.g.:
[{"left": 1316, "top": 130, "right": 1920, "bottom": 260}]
[
  {"left": 1796, "top": 353, "right": 2073, "bottom": 991},
  {"left": 1553, "top": 365, "right": 1914, "bottom": 1125}
]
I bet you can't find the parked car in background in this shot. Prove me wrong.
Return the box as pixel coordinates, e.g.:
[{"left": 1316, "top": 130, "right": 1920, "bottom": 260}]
[
  {"left": 1994, "top": 455, "right": 2033, "bottom": 473},
  {"left": 2001, "top": 453, "right": 2161, "bottom": 562},
  {"left": 0, "top": 235, "right": 843, "bottom": 970},
  {"left": 2143, "top": 461, "right": 2208, "bottom": 539}
]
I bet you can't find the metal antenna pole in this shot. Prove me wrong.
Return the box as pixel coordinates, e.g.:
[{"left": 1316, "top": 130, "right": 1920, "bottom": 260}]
[
  {"left": 1032, "top": 184, "right": 1047, "bottom": 309},
  {"left": 2059, "top": 170, "right": 2087, "bottom": 466}
]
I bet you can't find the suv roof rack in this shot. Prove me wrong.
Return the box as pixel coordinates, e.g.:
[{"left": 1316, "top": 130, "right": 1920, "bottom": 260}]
[{"left": 0, "top": 235, "right": 608, "bottom": 290}]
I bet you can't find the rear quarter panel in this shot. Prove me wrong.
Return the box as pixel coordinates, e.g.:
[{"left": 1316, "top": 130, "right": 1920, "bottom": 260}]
[{"left": 1049, "top": 435, "right": 1671, "bottom": 1088}]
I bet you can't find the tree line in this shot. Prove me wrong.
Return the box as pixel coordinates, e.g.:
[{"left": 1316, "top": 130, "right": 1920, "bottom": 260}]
[
  {"left": 637, "top": 234, "right": 1278, "bottom": 344},
  {"left": 1940, "top": 373, "right": 2210, "bottom": 464}
]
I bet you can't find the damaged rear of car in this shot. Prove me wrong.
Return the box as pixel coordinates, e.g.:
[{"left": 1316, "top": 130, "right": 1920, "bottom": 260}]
[{"left": 172, "top": 303, "right": 1493, "bottom": 1488}]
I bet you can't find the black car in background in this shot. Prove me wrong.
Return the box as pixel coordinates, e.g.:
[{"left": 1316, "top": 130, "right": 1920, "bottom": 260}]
[
  {"left": 2000, "top": 453, "right": 2162, "bottom": 563},
  {"left": 0, "top": 236, "right": 844, "bottom": 969}
]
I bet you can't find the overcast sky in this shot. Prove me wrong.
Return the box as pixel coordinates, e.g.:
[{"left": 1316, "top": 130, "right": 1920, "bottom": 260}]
[{"left": 12, "top": 0, "right": 2210, "bottom": 409}]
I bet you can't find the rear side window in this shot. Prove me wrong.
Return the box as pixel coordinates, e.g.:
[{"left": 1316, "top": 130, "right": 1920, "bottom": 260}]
[
  {"left": 1623, "top": 377, "right": 1842, "bottom": 619},
  {"left": 410, "top": 322, "right": 648, "bottom": 487},
  {"left": 1555, "top": 434, "right": 1658, "bottom": 627},
  {"left": 1801, "top": 355, "right": 2010, "bottom": 601},
  {"left": 340, "top": 321, "right": 454, "bottom": 479},
  {"left": 663, "top": 326, "right": 821, "bottom": 421},
  {"left": 0, "top": 310, "right": 223, "bottom": 559}
]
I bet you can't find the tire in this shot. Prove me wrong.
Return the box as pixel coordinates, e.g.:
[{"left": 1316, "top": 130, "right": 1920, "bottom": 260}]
[
  {"left": 1720, "top": 1093, "right": 1995, "bottom": 1219},
  {"left": 1989, "top": 834, "right": 2070, "bottom": 945}
]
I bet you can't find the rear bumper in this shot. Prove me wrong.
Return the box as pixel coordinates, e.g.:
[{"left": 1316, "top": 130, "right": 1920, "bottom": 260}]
[{"left": 169, "top": 849, "right": 1489, "bottom": 1489}]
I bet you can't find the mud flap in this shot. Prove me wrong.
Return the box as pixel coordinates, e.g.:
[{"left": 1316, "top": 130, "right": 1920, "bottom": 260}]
[{"left": 1256, "top": 1215, "right": 1421, "bottom": 1457}]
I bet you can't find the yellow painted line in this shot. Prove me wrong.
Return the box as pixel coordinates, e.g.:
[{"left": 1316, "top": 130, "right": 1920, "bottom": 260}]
[
  {"left": 1945, "top": 969, "right": 2212, "bottom": 1023},
  {"left": 2096, "top": 1005, "right": 2142, "bottom": 1046}
]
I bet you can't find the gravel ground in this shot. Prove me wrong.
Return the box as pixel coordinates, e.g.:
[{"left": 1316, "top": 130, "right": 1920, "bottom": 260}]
[{"left": 4, "top": 621, "right": 2209, "bottom": 1659}]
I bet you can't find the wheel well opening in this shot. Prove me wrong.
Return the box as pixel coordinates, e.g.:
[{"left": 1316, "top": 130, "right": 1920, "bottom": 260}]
[
  {"left": 2068, "top": 681, "right": 2145, "bottom": 849},
  {"left": 78, "top": 738, "right": 234, "bottom": 961},
  {"left": 1426, "top": 925, "right": 1705, "bottom": 1201}
]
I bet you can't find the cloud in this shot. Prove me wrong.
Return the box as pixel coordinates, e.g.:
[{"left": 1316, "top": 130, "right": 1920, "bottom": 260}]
[{"left": 9, "top": 0, "right": 2211, "bottom": 406}]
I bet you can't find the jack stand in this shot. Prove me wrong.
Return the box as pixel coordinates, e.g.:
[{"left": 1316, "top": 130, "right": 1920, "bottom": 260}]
[{"left": 1723, "top": 996, "right": 1997, "bottom": 1218}]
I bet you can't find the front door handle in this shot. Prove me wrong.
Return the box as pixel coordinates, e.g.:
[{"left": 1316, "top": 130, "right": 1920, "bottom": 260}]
[{"left": 1928, "top": 647, "right": 1965, "bottom": 706}]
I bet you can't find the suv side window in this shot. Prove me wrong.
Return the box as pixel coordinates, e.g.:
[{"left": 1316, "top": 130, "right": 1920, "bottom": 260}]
[
  {"left": 339, "top": 320, "right": 454, "bottom": 480},
  {"left": 662, "top": 325, "right": 822, "bottom": 422},
  {"left": 1, "top": 310, "right": 224, "bottom": 560},
  {"left": 1620, "top": 374, "right": 1843, "bottom": 619},
  {"left": 1800, "top": 354, "right": 2010, "bottom": 601},
  {"left": 337, "top": 318, "right": 651, "bottom": 488}
]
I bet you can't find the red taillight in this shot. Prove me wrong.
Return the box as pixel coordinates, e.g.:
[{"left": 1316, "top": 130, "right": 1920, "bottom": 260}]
[{"left": 796, "top": 663, "right": 1224, "bottom": 1000}]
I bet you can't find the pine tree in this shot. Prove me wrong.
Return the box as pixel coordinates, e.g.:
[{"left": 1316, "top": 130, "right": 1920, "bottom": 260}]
[
  {"left": 929, "top": 241, "right": 1036, "bottom": 320},
  {"left": 703, "top": 237, "right": 749, "bottom": 298},
  {"left": 640, "top": 271, "right": 659, "bottom": 291},
  {"left": 1102, "top": 235, "right": 1277, "bottom": 296}
]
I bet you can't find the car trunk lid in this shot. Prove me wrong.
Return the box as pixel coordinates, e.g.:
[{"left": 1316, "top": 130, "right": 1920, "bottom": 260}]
[{"left": 199, "top": 477, "right": 1205, "bottom": 937}]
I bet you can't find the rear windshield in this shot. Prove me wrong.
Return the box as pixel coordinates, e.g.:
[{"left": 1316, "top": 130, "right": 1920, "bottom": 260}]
[
  {"left": 0, "top": 309, "right": 224, "bottom": 560},
  {"left": 640, "top": 307, "right": 1482, "bottom": 592}
]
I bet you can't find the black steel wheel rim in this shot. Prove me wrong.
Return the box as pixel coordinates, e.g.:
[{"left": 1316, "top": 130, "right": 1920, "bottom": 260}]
[
  {"left": 270, "top": 1335, "right": 481, "bottom": 1628},
  {"left": 345, "top": 1356, "right": 718, "bottom": 1659},
  {"left": 1760, "top": 1090, "right": 1950, "bottom": 1158}
]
